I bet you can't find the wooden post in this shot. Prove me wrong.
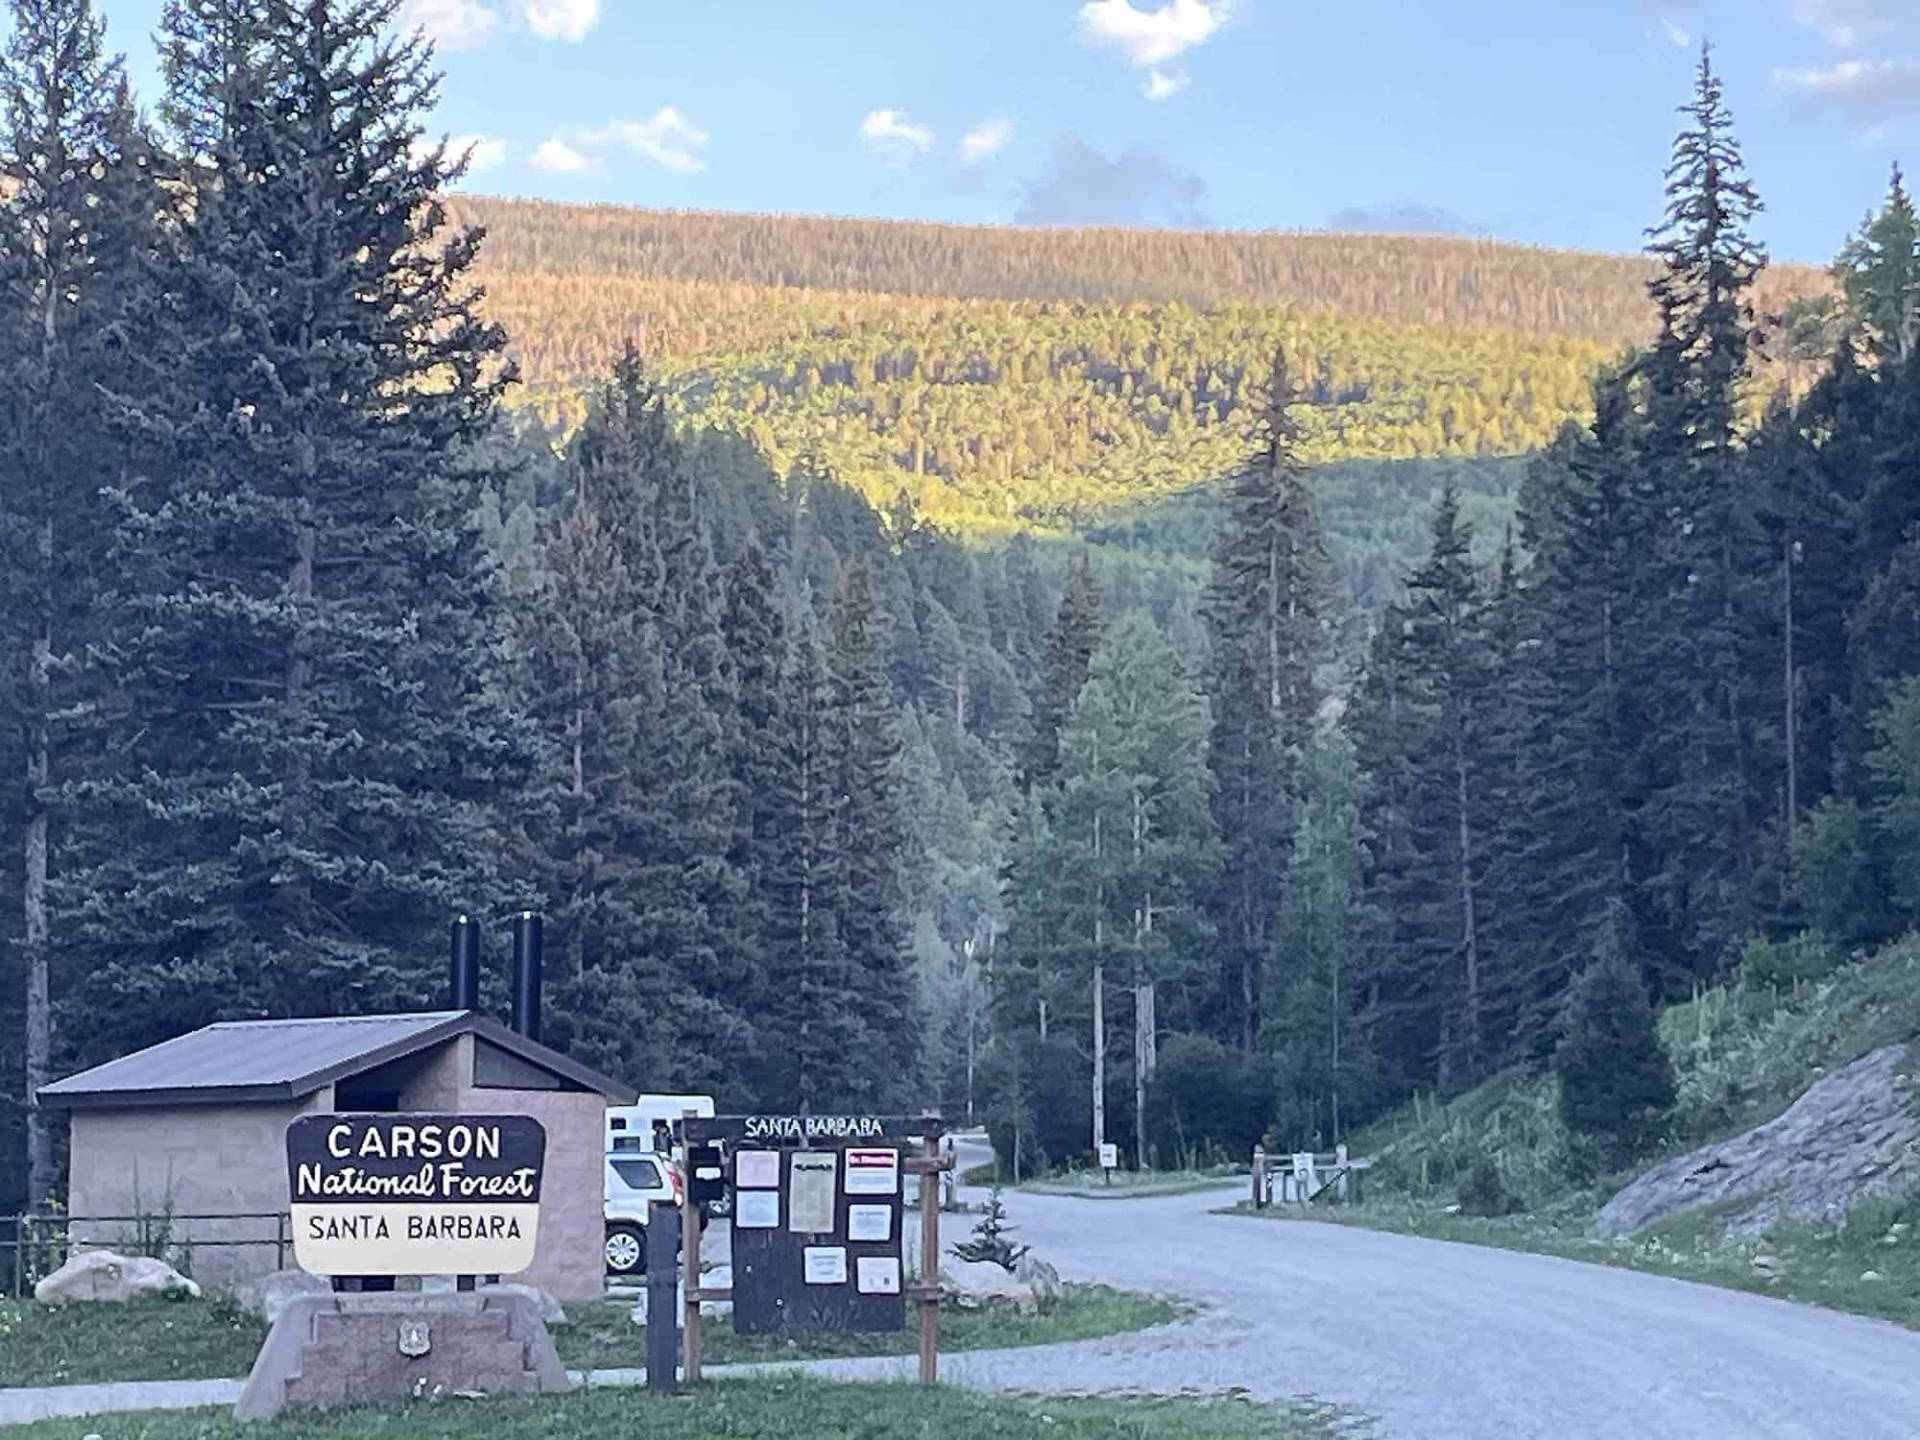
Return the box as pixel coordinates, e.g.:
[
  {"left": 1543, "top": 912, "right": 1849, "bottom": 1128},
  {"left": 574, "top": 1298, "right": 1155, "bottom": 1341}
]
[
  {"left": 1252, "top": 1146, "right": 1266, "bottom": 1209},
  {"left": 681, "top": 1112, "right": 704, "bottom": 1386},
  {"left": 917, "top": 1131, "right": 940, "bottom": 1386}
]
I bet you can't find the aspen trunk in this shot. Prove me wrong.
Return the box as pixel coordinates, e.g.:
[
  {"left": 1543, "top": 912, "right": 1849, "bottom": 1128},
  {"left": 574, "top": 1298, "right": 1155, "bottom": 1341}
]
[
  {"left": 23, "top": 517, "right": 51, "bottom": 1206},
  {"left": 1091, "top": 963, "right": 1105, "bottom": 1155}
]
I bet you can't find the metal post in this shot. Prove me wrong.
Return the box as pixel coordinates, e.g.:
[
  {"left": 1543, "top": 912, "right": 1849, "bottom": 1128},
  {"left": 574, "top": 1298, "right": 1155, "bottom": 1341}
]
[
  {"left": 449, "top": 916, "right": 481, "bottom": 1011},
  {"left": 645, "top": 1201, "right": 679, "bottom": 1395},
  {"left": 510, "top": 912, "right": 543, "bottom": 1041},
  {"left": 1252, "top": 1146, "right": 1267, "bottom": 1209}
]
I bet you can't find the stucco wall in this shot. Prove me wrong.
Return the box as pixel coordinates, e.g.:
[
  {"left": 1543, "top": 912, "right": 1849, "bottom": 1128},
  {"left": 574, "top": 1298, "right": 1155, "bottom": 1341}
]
[
  {"left": 68, "top": 1088, "right": 333, "bottom": 1289},
  {"left": 478, "top": 1085, "right": 605, "bottom": 1301}
]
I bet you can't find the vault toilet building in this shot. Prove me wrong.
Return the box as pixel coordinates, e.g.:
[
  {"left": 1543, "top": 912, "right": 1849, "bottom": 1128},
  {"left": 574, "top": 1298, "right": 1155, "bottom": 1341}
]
[{"left": 40, "top": 926, "right": 633, "bottom": 1300}]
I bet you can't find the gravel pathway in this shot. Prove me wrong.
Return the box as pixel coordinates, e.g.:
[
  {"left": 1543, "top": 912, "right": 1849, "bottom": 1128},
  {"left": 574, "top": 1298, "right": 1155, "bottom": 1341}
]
[{"left": 911, "top": 1136, "right": 1920, "bottom": 1439}]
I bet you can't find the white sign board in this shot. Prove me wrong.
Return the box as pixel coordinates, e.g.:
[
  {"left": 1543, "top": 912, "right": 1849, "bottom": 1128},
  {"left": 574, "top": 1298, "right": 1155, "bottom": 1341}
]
[
  {"left": 856, "top": 1255, "right": 901, "bottom": 1295},
  {"left": 736, "top": 1149, "right": 781, "bottom": 1189},
  {"left": 734, "top": 1189, "right": 780, "bottom": 1229},
  {"left": 847, "top": 1203, "right": 893, "bottom": 1243},
  {"left": 803, "top": 1245, "right": 848, "bottom": 1285},
  {"left": 844, "top": 1147, "right": 900, "bottom": 1197},
  {"left": 788, "top": 1151, "right": 838, "bottom": 1233},
  {"left": 1099, "top": 1142, "right": 1119, "bottom": 1170},
  {"left": 287, "top": 1114, "right": 543, "bottom": 1278}
]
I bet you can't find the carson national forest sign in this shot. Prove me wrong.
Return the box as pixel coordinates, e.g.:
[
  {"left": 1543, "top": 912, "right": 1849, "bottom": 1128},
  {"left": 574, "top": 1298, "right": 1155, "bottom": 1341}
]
[{"left": 286, "top": 1114, "right": 545, "bottom": 1277}]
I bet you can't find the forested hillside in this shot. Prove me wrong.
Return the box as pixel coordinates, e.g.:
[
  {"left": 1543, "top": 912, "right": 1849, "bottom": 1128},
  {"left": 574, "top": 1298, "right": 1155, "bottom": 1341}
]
[
  {"left": 2, "top": 0, "right": 1917, "bottom": 1237},
  {"left": 457, "top": 197, "right": 1830, "bottom": 348},
  {"left": 477, "top": 274, "right": 1604, "bottom": 537}
]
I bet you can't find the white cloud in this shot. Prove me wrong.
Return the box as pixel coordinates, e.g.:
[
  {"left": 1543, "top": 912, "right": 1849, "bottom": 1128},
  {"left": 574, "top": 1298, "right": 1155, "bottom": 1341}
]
[
  {"left": 1144, "top": 68, "right": 1189, "bottom": 100},
  {"left": 860, "top": 109, "right": 935, "bottom": 165},
  {"left": 1659, "top": 17, "right": 1692, "bottom": 48},
  {"left": 530, "top": 137, "right": 598, "bottom": 175},
  {"left": 1773, "top": 57, "right": 1920, "bottom": 116},
  {"left": 451, "top": 134, "right": 509, "bottom": 175},
  {"left": 579, "top": 107, "right": 710, "bottom": 174},
  {"left": 1078, "top": 0, "right": 1228, "bottom": 69},
  {"left": 1791, "top": 0, "right": 1902, "bottom": 49},
  {"left": 959, "top": 118, "right": 1014, "bottom": 165},
  {"left": 397, "top": 0, "right": 498, "bottom": 51},
  {"left": 519, "top": 0, "right": 600, "bottom": 42}
]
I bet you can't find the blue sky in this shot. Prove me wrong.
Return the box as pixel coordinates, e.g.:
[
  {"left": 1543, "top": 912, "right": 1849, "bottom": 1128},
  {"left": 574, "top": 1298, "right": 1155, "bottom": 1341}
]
[{"left": 89, "top": 0, "right": 1920, "bottom": 264}]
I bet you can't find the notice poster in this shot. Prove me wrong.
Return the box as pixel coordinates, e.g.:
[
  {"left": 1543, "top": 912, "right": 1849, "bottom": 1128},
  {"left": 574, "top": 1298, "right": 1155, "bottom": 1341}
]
[
  {"left": 803, "top": 1246, "right": 848, "bottom": 1285},
  {"left": 844, "top": 1148, "right": 899, "bottom": 1197},
  {"left": 788, "top": 1151, "right": 838, "bottom": 1233},
  {"left": 734, "top": 1189, "right": 779, "bottom": 1230},
  {"left": 847, "top": 1203, "right": 893, "bottom": 1243},
  {"left": 856, "top": 1256, "right": 901, "bottom": 1295},
  {"left": 735, "top": 1149, "right": 781, "bottom": 1189}
]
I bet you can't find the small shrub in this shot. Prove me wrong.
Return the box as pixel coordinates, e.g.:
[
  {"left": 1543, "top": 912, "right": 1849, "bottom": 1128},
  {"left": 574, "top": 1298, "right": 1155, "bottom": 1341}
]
[
  {"left": 1790, "top": 799, "right": 1892, "bottom": 947},
  {"left": 1456, "top": 1158, "right": 1515, "bottom": 1218},
  {"left": 1555, "top": 902, "right": 1675, "bottom": 1161},
  {"left": 1739, "top": 933, "right": 1842, "bottom": 991},
  {"left": 949, "top": 1185, "right": 1029, "bottom": 1273}
]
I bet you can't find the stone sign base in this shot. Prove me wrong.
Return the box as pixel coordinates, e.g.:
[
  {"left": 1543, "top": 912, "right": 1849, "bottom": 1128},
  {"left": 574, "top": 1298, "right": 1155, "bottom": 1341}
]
[{"left": 234, "top": 1291, "right": 571, "bottom": 1422}]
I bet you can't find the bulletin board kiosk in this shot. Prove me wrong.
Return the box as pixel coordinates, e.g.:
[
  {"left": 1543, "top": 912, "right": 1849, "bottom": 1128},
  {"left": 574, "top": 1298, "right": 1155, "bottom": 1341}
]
[{"left": 675, "top": 1114, "right": 950, "bottom": 1385}]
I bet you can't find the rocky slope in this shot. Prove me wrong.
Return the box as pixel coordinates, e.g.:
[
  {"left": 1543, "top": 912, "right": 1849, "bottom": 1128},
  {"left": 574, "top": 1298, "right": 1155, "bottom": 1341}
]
[{"left": 1592, "top": 1044, "right": 1920, "bottom": 1239}]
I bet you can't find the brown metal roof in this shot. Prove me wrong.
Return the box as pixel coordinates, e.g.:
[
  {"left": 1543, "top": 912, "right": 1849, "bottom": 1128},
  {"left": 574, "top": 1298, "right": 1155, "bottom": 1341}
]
[{"left": 39, "top": 1011, "right": 636, "bottom": 1109}]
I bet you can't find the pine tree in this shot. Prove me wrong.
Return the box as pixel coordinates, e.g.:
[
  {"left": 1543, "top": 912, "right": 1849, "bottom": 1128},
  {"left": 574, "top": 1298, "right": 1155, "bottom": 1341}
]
[
  {"left": 1493, "top": 382, "right": 1661, "bottom": 1062},
  {"left": 823, "top": 562, "right": 917, "bottom": 1105},
  {"left": 1836, "top": 164, "right": 1920, "bottom": 366},
  {"left": 1051, "top": 612, "right": 1216, "bottom": 1162},
  {"left": 1554, "top": 901, "right": 1675, "bottom": 1159},
  {"left": 0, "top": 0, "right": 150, "bottom": 1205},
  {"left": 516, "top": 358, "right": 748, "bottom": 1094},
  {"left": 1204, "top": 354, "right": 1336, "bottom": 1051},
  {"left": 1266, "top": 733, "right": 1374, "bottom": 1147},
  {"left": 723, "top": 538, "right": 787, "bottom": 1017},
  {"left": 1023, "top": 554, "right": 1102, "bottom": 791},
  {"left": 1636, "top": 43, "right": 1768, "bottom": 983},
  {"left": 1355, "top": 486, "right": 1496, "bottom": 1088},
  {"left": 66, "top": 0, "right": 528, "bottom": 1056},
  {"left": 759, "top": 619, "right": 865, "bottom": 1109}
]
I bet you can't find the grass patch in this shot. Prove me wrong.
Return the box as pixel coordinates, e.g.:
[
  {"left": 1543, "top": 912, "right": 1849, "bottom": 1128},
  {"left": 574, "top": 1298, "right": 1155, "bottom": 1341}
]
[
  {"left": 0, "top": 1286, "right": 1179, "bottom": 1391},
  {"left": 568, "top": 1284, "right": 1182, "bottom": 1370},
  {"left": 1021, "top": 1168, "right": 1244, "bottom": 1200},
  {"left": 1229, "top": 1194, "right": 1920, "bottom": 1329},
  {"left": 0, "top": 1296, "right": 267, "bottom": 1389},
  {"left": 5, "top": 1376, "right": 1353, "bottom": 1439}
]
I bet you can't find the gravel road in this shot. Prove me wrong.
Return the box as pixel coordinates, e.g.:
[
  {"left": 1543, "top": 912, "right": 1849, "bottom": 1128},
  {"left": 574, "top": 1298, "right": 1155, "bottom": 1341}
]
[{"left": 801, "top": 1135, "right": 1920, "bottom": 1440}]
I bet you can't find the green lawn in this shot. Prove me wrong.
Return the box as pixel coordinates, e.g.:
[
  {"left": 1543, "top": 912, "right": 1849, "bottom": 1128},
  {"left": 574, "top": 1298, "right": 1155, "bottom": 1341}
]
[
  {"left": 1228, "top": 1196, "right": 1920, "bottom": 1329},
  {"left": 1018, "top": 1169, "right": 1246, "bottom": 1201},
  {"left": 570, "top": 1285, "right": 1182, "bottom": 1370},
  {"left": 6, "top": 1377, "right": 1354, "bottom": 1439},
  {"left": 0, "top": 1286, "right": 1180, "bottom": 1391}
]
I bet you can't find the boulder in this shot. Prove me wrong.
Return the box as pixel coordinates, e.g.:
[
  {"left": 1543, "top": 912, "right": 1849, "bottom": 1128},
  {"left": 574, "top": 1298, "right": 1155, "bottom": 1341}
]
[
  {"left": 35, "top": 1250, "right": 201, "bottom": 1305},
  {"left": 1015, "top": 1254, "right": 1064, "bottom": 1313},
  {"left": 1592, "top": 1044, "right": 1920, "bottom": 1240},
  {"left": 232, "top": 1269, "right": 333, "bottom": 1325},
  {"left": 944, "top": 1257, "right": 1038, "bottom": 1313},
  {"left": 477, "top": 1282, "right": 567, "bottom": 1327}
]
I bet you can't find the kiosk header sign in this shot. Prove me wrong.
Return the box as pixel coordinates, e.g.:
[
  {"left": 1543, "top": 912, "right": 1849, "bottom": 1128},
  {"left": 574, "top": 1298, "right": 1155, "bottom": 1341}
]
[{"left": 286, "top": 1114, "right": 545, "bottom": 1277}]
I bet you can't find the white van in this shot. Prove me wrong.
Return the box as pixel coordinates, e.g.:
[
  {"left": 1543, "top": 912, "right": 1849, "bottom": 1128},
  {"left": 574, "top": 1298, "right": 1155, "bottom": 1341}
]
[
  {"left": 606, "top": 1094, "right": 715, "bottom": 1157},
  {"left": 603, "top": 1095, "right": 716, "bottom": 1277}
]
